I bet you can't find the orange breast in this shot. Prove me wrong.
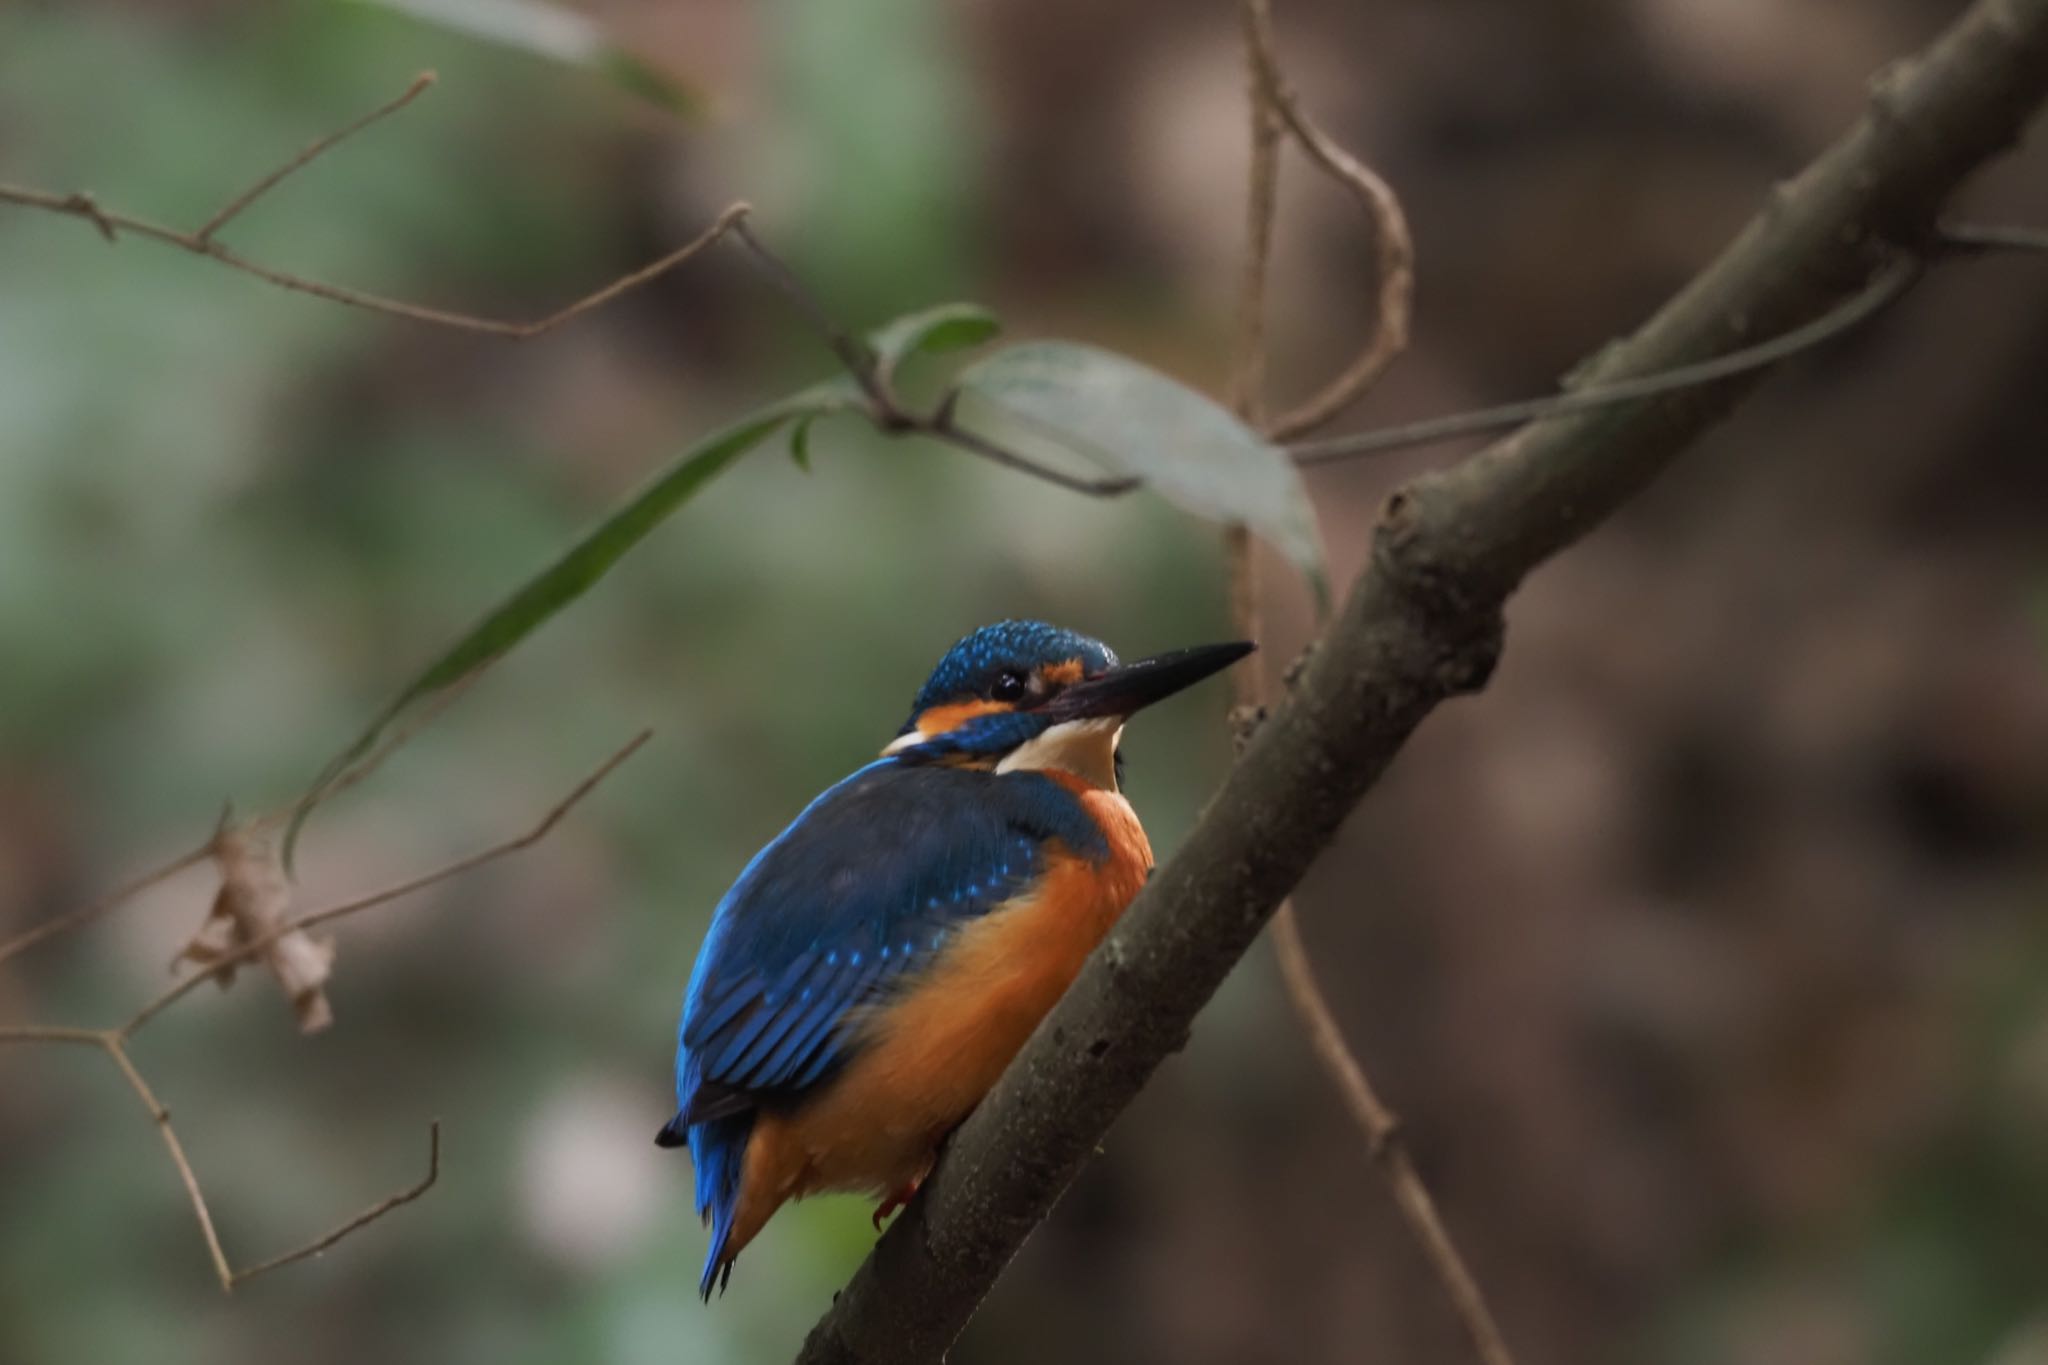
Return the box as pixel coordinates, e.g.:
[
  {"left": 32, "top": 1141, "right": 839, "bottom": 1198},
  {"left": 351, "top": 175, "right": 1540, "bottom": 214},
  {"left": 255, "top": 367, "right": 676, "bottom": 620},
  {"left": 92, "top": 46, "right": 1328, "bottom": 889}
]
[{"left": 724, "top": 782, "right": 1152, "bottom": 1257}]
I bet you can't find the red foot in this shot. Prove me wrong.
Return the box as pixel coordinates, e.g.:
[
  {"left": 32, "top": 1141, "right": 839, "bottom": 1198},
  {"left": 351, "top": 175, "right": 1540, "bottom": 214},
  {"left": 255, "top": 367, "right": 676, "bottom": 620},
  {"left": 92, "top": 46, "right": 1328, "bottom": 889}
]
[{"left": 872, "top": 1175, "right": 924, "bottom": 1229}]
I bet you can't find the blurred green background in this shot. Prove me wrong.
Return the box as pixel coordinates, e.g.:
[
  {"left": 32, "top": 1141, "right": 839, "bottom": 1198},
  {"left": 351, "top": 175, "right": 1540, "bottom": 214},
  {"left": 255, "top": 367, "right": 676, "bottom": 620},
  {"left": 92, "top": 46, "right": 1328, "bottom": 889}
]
[{"left": 3, "top": 2, "right": 2047, "bottom": 1364}]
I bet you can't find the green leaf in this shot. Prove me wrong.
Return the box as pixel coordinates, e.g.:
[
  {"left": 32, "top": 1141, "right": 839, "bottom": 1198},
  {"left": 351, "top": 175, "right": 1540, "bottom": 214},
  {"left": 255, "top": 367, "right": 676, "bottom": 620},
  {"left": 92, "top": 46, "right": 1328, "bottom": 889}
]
[
  {"left": 953, "top": 342, "right": 1328, "bottom": 597},
  {"left": 868, "top": 302, "right": 1000, "bottom": 380},
  {"left": 280, "top": 301, "right": 998, "bottom": 867},
  {"left": 789, "top": 415, "right": 817, "bottom": 471},
  {"left": 341, "top": 0, "right": 706, "bottom": 117},
  {"left": 281, "top": 400, "right": 803, "bottom": 867}
]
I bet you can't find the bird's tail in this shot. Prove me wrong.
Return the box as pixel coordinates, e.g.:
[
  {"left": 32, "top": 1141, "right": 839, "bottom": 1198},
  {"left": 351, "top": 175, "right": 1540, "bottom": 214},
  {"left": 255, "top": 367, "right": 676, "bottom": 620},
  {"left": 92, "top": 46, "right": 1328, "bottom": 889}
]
[{"left": 682, "top": 1110, "right": 753, "bottom": 1299}]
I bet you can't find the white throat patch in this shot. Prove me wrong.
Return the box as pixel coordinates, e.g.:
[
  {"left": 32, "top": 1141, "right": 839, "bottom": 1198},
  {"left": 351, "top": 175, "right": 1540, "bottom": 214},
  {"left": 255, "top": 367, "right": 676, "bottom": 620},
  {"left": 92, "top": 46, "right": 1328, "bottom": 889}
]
[{"left": 995, "top": 717, "right": 1124, "bottom": 789}]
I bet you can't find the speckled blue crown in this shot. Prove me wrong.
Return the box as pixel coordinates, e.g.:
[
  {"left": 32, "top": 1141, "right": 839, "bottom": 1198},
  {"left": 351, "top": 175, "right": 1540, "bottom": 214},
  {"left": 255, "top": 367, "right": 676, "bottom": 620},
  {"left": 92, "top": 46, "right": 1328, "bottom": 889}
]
[{"left": 908, "top": 619, "right": 1117, "bottom": 717}]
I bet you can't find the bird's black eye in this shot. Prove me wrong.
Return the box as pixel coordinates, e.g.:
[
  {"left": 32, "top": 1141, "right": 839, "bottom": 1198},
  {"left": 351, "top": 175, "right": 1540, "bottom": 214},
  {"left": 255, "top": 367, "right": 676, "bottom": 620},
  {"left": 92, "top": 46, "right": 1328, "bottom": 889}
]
[{"left": 991, "top": 670, "right": 1028, "bottom": 702}]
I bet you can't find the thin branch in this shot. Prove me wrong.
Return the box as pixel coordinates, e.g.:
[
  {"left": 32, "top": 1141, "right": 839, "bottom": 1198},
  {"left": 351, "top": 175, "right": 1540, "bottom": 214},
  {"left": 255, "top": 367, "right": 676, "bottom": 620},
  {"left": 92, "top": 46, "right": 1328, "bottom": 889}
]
[
  {"left": 1228, "top": 17, "right": 1283, "bottom": 423},
  {"left": 227, "top": 1120, "right": 442, "bottom": 1287},
  {"left": 2, "top": 735, "right": 640, "bottom": 1292},
  {"left": 795, "top": 1, "right": 2048, "bottom": 1359},
  {"left": 0, "top": 71, "right": 750, "bottom": 340},
  {"left": 926, "top": 392, "right": 1143, "bottom": 497},
  {"left": 121, "top": 729, "right": 650, "bottom": 1038},
  {"left": 0, "top": 1024, "right": 109, "bottom": 1047},
  {"left": 1290, "top": 256, "right": 1920, "bottom": 465},
  {"left": 1268, "top": 916, "right": 1516, "bottom": 1365},
  {"left": 103, "top": 1033, "right": 238, "bottom": 1290},
  {"left": 727, "top": 219, "right": 891, "bottom": 415},
  {"left": 3, "top": 75, "right": 1123, "bottom": 501},
  {"left": 1940, "top": 219, "right": 2048, "bottom": 252},
  {"left": 16, "top": 1028, "right": 441, "bottom": 1292},
  {"left": 725, "top": 221, "right": 1143, "bottom": 498},
  {"left": 1243, "top": 0, "right": 1416, "bottom": 441},
  {"left": 195, "top": 72, "right": 437, "bottom": 243},
  {"left": 1225, "top": 7, "right": 1512, "bottom": 1363},
  {"left": 0, "top": 840, "right": 214, "bottom": 970}
]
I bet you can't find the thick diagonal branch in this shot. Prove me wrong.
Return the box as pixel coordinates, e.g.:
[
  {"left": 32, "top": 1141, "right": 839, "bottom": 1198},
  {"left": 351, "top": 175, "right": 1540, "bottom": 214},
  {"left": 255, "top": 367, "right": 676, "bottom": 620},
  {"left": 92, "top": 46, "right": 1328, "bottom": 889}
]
[{"left": 794, "top": 2, "right": 2048, "bottom": 1360}]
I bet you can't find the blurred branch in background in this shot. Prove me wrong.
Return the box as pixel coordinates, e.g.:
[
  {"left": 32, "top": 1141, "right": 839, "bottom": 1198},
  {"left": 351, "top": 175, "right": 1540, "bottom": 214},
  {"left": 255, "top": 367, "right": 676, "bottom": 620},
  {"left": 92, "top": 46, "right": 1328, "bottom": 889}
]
[
  {"left": 0, "top": 731, "right": 647, "bottom": 1290},
  {"left": 1224, "top": 4, "right": 1514, "bottom": 1365},
  {"left": 795, "top": 0, "right": 2048, "bottom": 1360},
  {"left": 1285, "top": 228, "right": 2045, "bottom": 469},
  {"left": 1239, "top": 0, "right": 1413, "bottom": 444},
  {"left": 0, "top": 72, "right": 750, "bottom": 338}
]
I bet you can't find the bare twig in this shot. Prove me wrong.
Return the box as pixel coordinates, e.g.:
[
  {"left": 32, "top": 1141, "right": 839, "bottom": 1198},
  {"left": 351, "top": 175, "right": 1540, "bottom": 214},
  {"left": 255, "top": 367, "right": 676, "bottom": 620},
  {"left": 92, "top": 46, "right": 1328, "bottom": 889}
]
[
  {"left": 121, "top": 729, "right": 650, "bottom": 1038},
  {"left": 0, "top": 73, "right": 750, "bottom": 339},
  {"left": 103, "top": 1033, "right": 238, "bottom": 1289},
  {"left": 1267, "top": 919, "right": 1517, "bottom": 1365},
  {"left": 1222, "top": 7, "right": 1514, "bottom": 1363},
  {"left": 1290, "top": 257, "right": 1920, "bottom": 465},
  {"left": 227, "top": 1121, "right": 442, "bottom": 1287},
  {"left": 1242, "top": 0, "right": 1415, "bottom": 441},
  {"left": 926, "top": 393, "right": 1143, "bottom": 497},
  {"left": 0, "top": 734, "right": 644, "bottom": 1290},
  {"left": 727, "top": 219, "right": 892, "bottom": 414},
  {"left": 725, "top": 222, "right": 1143, "bottom": 497},
  {"left": 1940, "top": 219, "right": 2048, "bottom": 252},
  {"left": 1228, "top": 22, "right": 1283, "bottom": 423},
  {"left": 0, "top": 840, "right": 213, "bottom": 970},
  {"left": 0, "top": 1024, "right": 108, "bottom": 1047},
  {"left": 0, "top": 180, "right": 752, "bottom": 337},
  {"left": 195, "top": 72, "right": 438, "bottom": 243},
  {"left": 1, "top": 70, "right": 1131, "bottom": 500}
]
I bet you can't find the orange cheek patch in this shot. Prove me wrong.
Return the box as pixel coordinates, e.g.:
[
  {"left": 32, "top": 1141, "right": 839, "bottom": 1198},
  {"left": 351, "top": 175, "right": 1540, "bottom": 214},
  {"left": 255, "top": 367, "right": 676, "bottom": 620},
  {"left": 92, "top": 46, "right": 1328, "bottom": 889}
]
[
  {"left": 1042, "top": 659, "right": 1087, "bottom": 685},
  {"left": 914, "top": 698, "right": 1013, "bottom": 738}
]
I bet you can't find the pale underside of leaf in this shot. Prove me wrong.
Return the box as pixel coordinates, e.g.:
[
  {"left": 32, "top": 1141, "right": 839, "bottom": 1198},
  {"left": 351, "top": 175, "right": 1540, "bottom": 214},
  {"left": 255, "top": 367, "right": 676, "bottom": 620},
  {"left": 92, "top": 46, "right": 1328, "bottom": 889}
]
[
  {"left": 953, "top": 341, "right": 1328, "bottom": 598},
  {"left": 341, "top": 0, "right": 706, "bottom": 117}
]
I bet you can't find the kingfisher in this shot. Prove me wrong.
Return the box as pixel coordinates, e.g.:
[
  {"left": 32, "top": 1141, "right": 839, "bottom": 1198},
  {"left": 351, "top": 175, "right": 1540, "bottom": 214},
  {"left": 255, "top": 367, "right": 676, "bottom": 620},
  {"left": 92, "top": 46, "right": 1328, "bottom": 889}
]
[{"left": 658, "top": 619, "right": 1250, "bottom": 1297}]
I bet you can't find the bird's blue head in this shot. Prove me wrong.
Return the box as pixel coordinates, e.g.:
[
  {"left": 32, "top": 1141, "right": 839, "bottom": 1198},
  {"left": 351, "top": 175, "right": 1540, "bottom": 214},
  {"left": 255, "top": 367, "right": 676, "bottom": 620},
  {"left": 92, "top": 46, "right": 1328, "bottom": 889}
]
[{"left": 884, "top": 619, "right": 1252, "bottom": 788}]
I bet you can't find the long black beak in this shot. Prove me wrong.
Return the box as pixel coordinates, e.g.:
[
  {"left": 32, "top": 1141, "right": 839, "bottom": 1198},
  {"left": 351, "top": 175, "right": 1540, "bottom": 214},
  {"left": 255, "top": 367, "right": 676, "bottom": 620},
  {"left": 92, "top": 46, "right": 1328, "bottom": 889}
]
[{"left": 1040, "top": 641, "right": 1255, "bottom": 722}]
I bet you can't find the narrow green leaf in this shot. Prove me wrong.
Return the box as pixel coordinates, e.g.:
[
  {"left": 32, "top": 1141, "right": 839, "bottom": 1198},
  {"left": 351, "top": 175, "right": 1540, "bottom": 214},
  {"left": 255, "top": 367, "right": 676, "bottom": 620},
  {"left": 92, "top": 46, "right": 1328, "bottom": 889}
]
[
  {"left": 953, "top": 342, "right": 1329, "bottom": 598},
  {"left": 342, "top": 0, "right": 707, "bottom": 117},
  {"left": 283, "top": 303, "right": 1001, "bottom": 866},
  {"left": 282, "top": 402, "right": 801, "bottom": 867},
  {"left": 789, "top": 415, "right": 817, "bottom": 471}
]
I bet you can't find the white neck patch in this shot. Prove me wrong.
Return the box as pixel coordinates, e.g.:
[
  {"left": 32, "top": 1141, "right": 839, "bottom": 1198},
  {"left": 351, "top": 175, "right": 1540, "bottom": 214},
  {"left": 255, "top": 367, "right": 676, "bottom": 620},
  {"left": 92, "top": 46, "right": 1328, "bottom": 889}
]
[{"left": 995, "top": 717, "right": 1124, "bottom": 789}]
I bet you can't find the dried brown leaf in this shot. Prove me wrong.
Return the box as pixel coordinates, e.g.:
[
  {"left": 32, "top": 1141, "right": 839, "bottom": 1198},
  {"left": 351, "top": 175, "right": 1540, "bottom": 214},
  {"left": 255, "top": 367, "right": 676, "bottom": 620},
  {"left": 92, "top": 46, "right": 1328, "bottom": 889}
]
[{"left": 177, "top": 823, "right": 336, "bottom": 1033}]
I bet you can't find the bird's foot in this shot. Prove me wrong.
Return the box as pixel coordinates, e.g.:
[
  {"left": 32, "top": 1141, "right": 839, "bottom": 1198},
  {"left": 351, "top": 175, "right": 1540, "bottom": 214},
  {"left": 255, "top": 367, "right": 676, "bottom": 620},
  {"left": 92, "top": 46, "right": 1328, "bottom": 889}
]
[{"left": 871, "top": 1175, "right": 925, "bottom": 1230}]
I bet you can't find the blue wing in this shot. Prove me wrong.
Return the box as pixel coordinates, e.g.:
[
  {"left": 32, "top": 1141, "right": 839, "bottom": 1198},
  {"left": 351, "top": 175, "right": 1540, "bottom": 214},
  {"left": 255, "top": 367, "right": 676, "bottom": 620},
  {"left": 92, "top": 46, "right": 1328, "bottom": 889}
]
[
  {"left": 662, "top": 756, "right": 1107, "bottom": 1296},
  {"left": 669, "top": 758, "right": 1107, "bottom": 1125}
]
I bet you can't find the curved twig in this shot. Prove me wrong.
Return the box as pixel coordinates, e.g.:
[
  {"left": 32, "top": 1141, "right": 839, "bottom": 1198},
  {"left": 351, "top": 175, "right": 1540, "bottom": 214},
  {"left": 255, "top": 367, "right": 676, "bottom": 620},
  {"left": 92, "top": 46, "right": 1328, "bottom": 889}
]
[
  {"left": 1243, "top": 0, "right": 1416, "bottom": 441},
  {"left": 1290, "top": 257, "right": 1920, "bottom": 465},
  {"left": 0, "top": 71, "right": 751, "bottom": 340},
  {"left": 121, "top": 730, "right": 650, "bottom": 1038},
  {"left": 1223, "top": 9, "right": 1513, "bottom": 1361},
  {"left": 227, "top": 1121, "right": 442, "bottom": 1288}
]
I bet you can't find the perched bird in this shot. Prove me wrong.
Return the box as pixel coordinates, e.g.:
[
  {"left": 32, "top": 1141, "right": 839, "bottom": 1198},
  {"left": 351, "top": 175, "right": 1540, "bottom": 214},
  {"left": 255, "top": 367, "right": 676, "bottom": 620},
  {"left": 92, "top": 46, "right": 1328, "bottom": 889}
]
[{"left": 659, "top": 619, "right": 1251, "bottom": 1297}]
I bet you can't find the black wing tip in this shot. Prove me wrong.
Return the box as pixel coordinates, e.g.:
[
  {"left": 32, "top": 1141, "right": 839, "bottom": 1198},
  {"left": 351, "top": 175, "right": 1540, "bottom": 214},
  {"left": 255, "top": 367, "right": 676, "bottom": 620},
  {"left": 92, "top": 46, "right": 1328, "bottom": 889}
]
[
  {"left": 697, "top": 1254, "right": 735, "bottom": 1301},
  {"left": 654, "top": 1114, "right": 689, "bottom": 1148}
]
